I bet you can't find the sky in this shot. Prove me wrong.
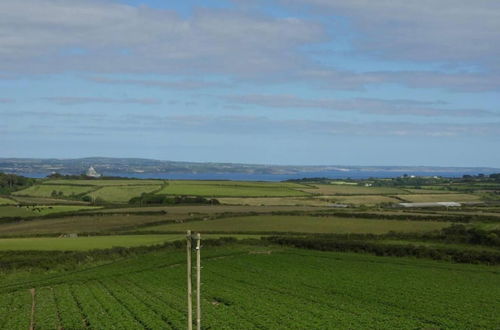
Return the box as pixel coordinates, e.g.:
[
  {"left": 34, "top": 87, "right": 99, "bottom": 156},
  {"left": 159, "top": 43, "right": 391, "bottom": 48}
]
[{"left": 1, "top": 0, "right": 500, "bottom": 167}]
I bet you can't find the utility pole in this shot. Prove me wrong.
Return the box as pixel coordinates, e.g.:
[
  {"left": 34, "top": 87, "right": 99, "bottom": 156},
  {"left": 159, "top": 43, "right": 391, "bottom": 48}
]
[
  {"left": 187, "top": 230, "right": 192, "bottom": 330},
  {"left": 196, "top": 233, "right": 201, "bottom": 330}
]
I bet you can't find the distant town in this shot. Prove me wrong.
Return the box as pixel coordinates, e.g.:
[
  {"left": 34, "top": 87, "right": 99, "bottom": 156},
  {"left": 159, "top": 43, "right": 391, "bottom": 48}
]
[{"left": 1, "top": 157, "right": 498, "bottom": 179}]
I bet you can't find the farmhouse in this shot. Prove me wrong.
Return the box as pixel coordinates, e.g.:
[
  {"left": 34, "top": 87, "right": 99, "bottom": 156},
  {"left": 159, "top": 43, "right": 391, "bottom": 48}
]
[{"left": 399, "top": 202, "right": 461, "bottom": 208}]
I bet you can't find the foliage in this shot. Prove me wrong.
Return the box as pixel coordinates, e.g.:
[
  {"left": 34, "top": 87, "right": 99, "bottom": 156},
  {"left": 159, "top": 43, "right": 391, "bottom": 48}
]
[
  {"left": 129, "top": 193, "right": 219, "bottom": 205},
  {"left": 0, "top": 173, "right": 36, "bottom": 194},
  {"left": 0, "top": 246, "right": 498, "bottom": 329},
  {"left": 267, "top": 236, "right": 500, "bottom": 264}
]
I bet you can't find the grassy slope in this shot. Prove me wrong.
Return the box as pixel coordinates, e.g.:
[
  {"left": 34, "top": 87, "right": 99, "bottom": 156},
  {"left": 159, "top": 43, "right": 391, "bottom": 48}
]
[
  {"left": 0, "top": 234, "right": 260, "bottom": 251},
  {"left": 41, "top": 179, "right": 164, "bottom": 186},
  {"left": 0, "top": 205, "right": 101, "bottom": 218},
  {"left": 141, "top": 215, "right": 450, "bottom": 234},
  {"left": 12, "top": 185, "right": 95, "bottom": 197},
  {"left": 397, "top": 193, "right": 482, "bottom": 203},
  {"left": 86, "top": 185, "right": 162, "bottom": 202},
  {"left": 0, "top": 197, "right": 17, "bottom": 205},
  {"left": 156, "top": 181, "right": 309, "bottom": 197},
  {"left": 0, "top": 247, "right": 498, "bottom": 329},
  {"left": 300, "top": 184, "right": 408, "bottom": 195}
]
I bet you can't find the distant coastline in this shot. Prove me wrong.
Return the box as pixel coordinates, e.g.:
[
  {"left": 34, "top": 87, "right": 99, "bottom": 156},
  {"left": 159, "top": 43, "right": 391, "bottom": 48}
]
[{"left": 2, "top": 157, "right": 498, "bottom": 181}]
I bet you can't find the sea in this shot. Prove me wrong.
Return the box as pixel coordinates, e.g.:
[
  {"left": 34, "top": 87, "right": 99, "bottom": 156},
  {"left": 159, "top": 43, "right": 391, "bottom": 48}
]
[{"left": 16, "top": 169, "right": 493, "bottom": 181}]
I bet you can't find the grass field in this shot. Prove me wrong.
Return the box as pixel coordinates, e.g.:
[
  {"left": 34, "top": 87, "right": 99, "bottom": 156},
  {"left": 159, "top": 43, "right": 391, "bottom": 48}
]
[
  {"left": 0, "top": 205, "right": 101, "bottom": 219},
  {"left": 397, "top": 193, "right": 482, "bottom": 203},
  {"left": 141, "top": 215, "right": 450, "bottom": 234},
  {"left": 42, "top": 179, "right": 164, "bottom": 186},
  {"left": 315, "top": 195, "right": 400, "bottom": 205},
  {"left": 0, "top": 234, "right": 261, "bottom": 251},
  {"left": 0, "top": 197, "right": 17, "bottom": 205},
  {"left": 0, "top": 246, "right": 497, "bottom": 329},
  {"left": 0, "top": 235, "right": 184, "bottom": 251},
  {"left": 86, "top": 185, "right": 162, "bottom": 203},
  {"left": 11, "top": 196, "right": 90, "bottom": 205},
  {"left": 300, "top": 184, "right": 408, "bottom": 195},
  {"left": 0, "top": 213, "right": 179, "bottom": 236},
  {"left": 218, "top": 197, "right": 334, "bottom": 206},
  {"left": 12, "top": 185, "right": 95, "bottom": 197},
  {"left": 156, "top": 180, "right": 309, "bottom": 197}
]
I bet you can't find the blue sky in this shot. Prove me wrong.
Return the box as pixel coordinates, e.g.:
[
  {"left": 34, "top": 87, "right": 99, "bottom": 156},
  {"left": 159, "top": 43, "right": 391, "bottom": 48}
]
[{"left": 1, "top": 0, "right": 499, "bottom": 166}]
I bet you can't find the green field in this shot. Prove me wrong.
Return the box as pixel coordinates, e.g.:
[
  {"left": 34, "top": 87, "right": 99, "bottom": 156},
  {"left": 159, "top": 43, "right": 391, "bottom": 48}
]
[
  {"left": 41, "top": 179, "right": 164, "bottom": 186},
  {"left": 141, "top": 215, "right": 450, "bottom": 234},
  {"left": 218, "top": 197, "right": 334, "bottom": 206},
  {"left": 0, "top": 234, "right": 262, "bottom": 251},
  {"left": 156, "top": 180, "right": 309, "bottom": 197},
  {"left": 397, "top": 193, "right": 482, "bottom": 203},
  {"left": 0, "top": 235, "right": 183, "bottom": 251},
  {"left": 11, "top": 196, "right": 90, "bottom": 205},
  {"left": 0, "top": 197, "right": 17, "bottom": 205},
  {"left": 0, "top": 205, "right": 101, "bottom": 218},
  {"left": 12, "top": 184, "right": 95, "bottom": 197},
  {"left": 86, "top": 185, "right": 162, "bottom": 202},
  {"left": 316, "top": 195, "right": 400, "bottom": 205},
  {"left": 0, "top": 246, "right": 498, "bottom": 329},
  {"left": 300, "top": 184, "right": 408, "bottom": 195}
]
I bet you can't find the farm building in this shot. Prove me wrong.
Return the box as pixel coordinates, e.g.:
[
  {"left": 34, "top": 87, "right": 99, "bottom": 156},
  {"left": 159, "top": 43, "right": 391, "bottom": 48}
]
[{"left": 399, "top": 202, "right": 461, "bottom": 208}]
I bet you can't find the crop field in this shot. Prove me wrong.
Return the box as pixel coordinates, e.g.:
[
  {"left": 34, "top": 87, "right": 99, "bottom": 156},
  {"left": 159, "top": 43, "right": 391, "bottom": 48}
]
[
  {"left": 156, "top": 181, "right": 309, "bottom": 197},
  {"left": 315, "top": 195, "right": 401, "bottom": 205},
  {"left": 0, "top": 213, "right": 183, "bottom": 236},
  {"left": 0, "top": 197, "right": 17, "bottom": 205},
  {"left": 0, "top": 247, "right": 498, "bottom": 329},
  {"left": 42, "top": 179, "right": 164, "bottom": 186},
  {"left": 12, "top": 185, "right": 96, "bottom": 198},
  {"left": 397, "top": 193, "right": 482, "bottom": 203},
  {"left": 0, "top": 235, "right": 261, "bottom": 251},
  {"left": 217, "top": 197, "right": 334, "bottom": 206},
  {"left": 11, "top": 196, "right": 90, "bottom": 205},
  {"left": 404, "top": 188, "right": 455, "bottom": 194},
  {"left": 89, "top": 204, "right": 330, "bottom": 215},
  {"left": 299, "top": 184, "right": 408, "bottom": 195},
  {"left": 0, "top": 205, "right": 101, "bottom": 219},
  {"left": 0, "top": 235, "right": 185, "bottom": 251},
  {"left": 141, "top": 215, "right": 450, "bottom": 234},
  {"left": 86, "top": 185, "right": 162, "bottom": 203}
]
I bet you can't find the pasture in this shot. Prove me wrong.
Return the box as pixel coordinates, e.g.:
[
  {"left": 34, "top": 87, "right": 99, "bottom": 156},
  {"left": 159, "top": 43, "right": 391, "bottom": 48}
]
[
  {"left": 0, "top": 205, "right": 101, "bottom": 219},
  {"left": 0, "top": 246, "right": 498, "bottom": 329},
  {"left": 0, "top": 234, "right": 260, "bottom": 251},
  {"left": 86, "top": 185, "right": 162, "bottom": 202},
  {"left": 141, "top": 215, "right": 450, "bottom": 234},
  {"left": 299, "top": 184, "right": 408, "bottom": 195},
  {"left": 156, "top": 180, "right": 309, "bottom": 197},
  {"left": 41, "top": 179, "right": 164, "bottom": 186},
  {"left": 0, "top": 197, "right": 16, "bottom": 205},
  {"left": 12, "top": 185, "right": 95, "bottom": 198},
  {"left": 397, "top": 193, "right": 482, "bottom": 203},
  {"left": 315, "top": 195, "right": 400, "bottom": 205}
]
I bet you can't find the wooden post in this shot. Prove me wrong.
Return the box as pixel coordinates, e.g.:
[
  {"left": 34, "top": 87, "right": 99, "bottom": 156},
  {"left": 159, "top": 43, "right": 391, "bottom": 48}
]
[
  {"left": 196, "top": 233, "right": 201, "bottom": 330},
  {"left": 187, "top": 230, "right": 192, "bottom": 330}
]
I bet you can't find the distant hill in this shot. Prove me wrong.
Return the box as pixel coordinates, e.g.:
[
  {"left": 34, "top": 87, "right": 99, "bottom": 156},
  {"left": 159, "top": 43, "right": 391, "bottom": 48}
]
[{"left": 0, "top": 157, "right": 498, "bottom": 179}]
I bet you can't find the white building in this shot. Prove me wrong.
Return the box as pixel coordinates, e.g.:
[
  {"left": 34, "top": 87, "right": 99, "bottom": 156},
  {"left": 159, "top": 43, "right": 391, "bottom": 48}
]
[{"left": 86, "top": 166, "right": 101, "bottom": 178}]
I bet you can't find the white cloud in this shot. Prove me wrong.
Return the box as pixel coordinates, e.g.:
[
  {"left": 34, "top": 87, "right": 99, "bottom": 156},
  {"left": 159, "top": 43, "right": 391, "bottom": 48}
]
[
  {"left": 284, "top": 0, "right": 500, "bottom": 69},
  {"left": 0, "top": 1, "right": 325, "bottom": 76},
  {"left": 42, "top": 97, "right": 161, "bottom": 105},
  {"left": 225, "top": 94, "right": 497, "bottom": 117}
]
